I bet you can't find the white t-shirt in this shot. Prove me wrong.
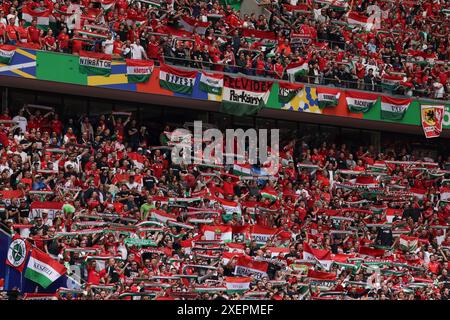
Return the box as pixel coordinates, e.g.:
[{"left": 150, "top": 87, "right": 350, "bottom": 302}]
[
  {"left": 126, "top": 181, "right": 142, "bottom": 192},
  {"left": 0, "top": 164, "right": 12, "bottom": 175},
  {"left": 103, "top": 38, "right": 114, "bottom": 54},
  {"left": 14, "top": 151, "right": 28, "bottom": 163},
  {"left": 130, "top": 43, "right": 145, "bottom": 60},
  {"left": 12, "top": 115, "right": 27, "bottom": 133}
]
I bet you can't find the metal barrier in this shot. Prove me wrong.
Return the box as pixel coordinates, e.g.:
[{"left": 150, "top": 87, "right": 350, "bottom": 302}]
[
  {"left": 7, "top": 42, "right": 450, "bottom": 104},
  {"left": 159, "top": 55, "right": 450, "bottom": 102}
]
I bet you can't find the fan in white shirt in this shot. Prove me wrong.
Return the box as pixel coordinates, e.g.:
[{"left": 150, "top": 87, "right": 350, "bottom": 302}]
[
  {"left": 12, "top": 110, "right": 28, "bottom": 133},
  {"left": 130, "top": 39, "right": 148, "bottom": 60},
  {"left": 102, "top": 34, "right": 114, "bottom": 55}
]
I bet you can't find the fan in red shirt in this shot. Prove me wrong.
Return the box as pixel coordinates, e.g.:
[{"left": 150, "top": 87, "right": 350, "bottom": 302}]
[
  {"left": 57, "top": 28, "right": 70, "bottom": 53},
  {"left": 43, "top": 28, "right": 57, "bottom": 51},
  {"left": 27, "top": 19, "right": 42, "bottom": 46},
  {"left": 5, "top": 19, "right": 17, "bottom": 44}
]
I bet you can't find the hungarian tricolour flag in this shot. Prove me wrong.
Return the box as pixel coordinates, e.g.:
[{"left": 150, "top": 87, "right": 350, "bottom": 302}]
[
  {"left": 179, "top": 16, "right": 210, "bottom": 34},
  {"left": 22, "top": 6, "right": 50, "bottom": 30},
  {"left": 345, "top": 91, "right": 378, "bottom": 113},
  {"left": 421, "top": 104, "right": 445, "bottom": 138},
  {"left": 347, "top": 11, "right": 374, "bottom": 31},
  {"left": 199, "top": 71, "right": 223, "bottom": 95},
  {"left": 440, "top": 187, "right": 450, "bottom": 201},
  {"left": 101, "top": 0, "right": 116, "bottom": 11},
  {"left": 286, "top": 60, "right": 309, "bottom": 78},
  {"left": 234, "top": 255, "right": 268, "bottom": 279},
  {"left": 232, "top": 163, "right": 253, "bottom": 176},
  {"left": 380, "top": 96, "right": 411, "bottom": 120},
  {"left": 399, "top": 235, "right": 419, "bottom": 253},
  {"left": 220, "top": 76, "right": 273, "bottom": 116},
  {"left": 79, "top": 51, "right": 112, "bottom": 76},
  {"left": 316, "top": 87, "right": 340, "bottom": 108},
  {"left": 410, "top": 187, "right": 426, "bottom": 200},
  {"left": 278, "top": 82, "right": 303, "bottom": 104},
  {"left": 151, "top": 209, "right": 177, "bottom": 223},
  {"left": 225, "top": 277, "right": 251, "bottom": 292},
  {"left": 303, "top": 242, "right": 333, "bottom": 270},
  {"left": 215, "top": 197, "right": 242, "bottom": 221},
  {"left": 0, "top": 45, "right": 16, "bottom": 64},
  {"left": 250, "top": 225, "right": 278, "bottom": 245},
  {"left": 202, "top": 225, "right": 232, "bottom": 242},
  {"left": 381, "top": 74, "right": 404, "bottom": 91},
  {"left": 126, "top": 59, "right": 154, "bottom": 83},
  {"left": 159, "top": 63, "right": 197, "bottom": 95},
  {"left": 260, "top": 188, "right": 279, "bottom": 201},
  {"left": 24, "top": 249, "right": 66, "bottom": 288},
  {"left": 29, "top": 201, "right": 64, "bottom": 220}
]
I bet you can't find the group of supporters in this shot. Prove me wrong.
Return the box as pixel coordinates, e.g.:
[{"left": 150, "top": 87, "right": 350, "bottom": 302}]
[
  {"left": 0, "top": 0, "right": 449, "bottom": 99},
  {"left": 0, "top": 105, "right": 449, "bottom": 300}
]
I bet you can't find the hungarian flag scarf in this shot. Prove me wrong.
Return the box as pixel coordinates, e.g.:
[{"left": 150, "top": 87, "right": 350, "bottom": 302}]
[{"left": 0, "top": 45, "right": 16, "bottom": 64}]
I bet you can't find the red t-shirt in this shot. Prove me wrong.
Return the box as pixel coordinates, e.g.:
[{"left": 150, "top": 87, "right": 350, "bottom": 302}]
[
  {"left": 58, "top": 33, "right": 70, "bottom": 49},
  {"left": 6, "top": 25, "right": 17, "bottom": 40},
  {"left": 16, "top": 26, "right": 28, "bottom": 41},
  {"left": 51, "top": 119, "right": 63, "bottom": 135},
  {"left": 147, "top": 41, "right": 160, "bottom": 59},
  {"left": 87, "top": 268, "right": 106, "bottom": 284},
  {"left": 27, "top": 26, "right": 40, "bottom": 43},
  {"left": 44, "top": 35, "right": 55, "bottom": 47}
]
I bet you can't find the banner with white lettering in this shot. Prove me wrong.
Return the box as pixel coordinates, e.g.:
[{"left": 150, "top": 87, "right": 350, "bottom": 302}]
[
  {"left": 79, "top": 51, "right": 112, "bottom": 76},
  {"left": 345, "top": 91, "right": 378, "bottom": 113},
  {"left": 159, "top": 63, "right": 197, "bottom": 95},
  {"left": 126, "top": 59, "right": 154, "bottom": 83},
  {"left": 220, "top": 76, "right": 273, "bottom": 116}
]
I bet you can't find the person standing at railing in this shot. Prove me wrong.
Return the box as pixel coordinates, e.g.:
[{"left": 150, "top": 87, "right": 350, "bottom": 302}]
[
  {"left": 223, "top": 45, "right": 235, "bottom": 73},
  {"left": 15, "top": 19, "right": 28, "bottom": 44},
  {"left": 43, "top": 28, "right": 57, "bottom": 51},
  {"left": 27, "top": 18, "right": 42, "bottom": 48},
  {"left": 146, "top": 35, "right": 160, "bottom": 61},
  {"left": 364, "top": 68, "right": 377, "bottom": 92},
  {"left": 273, "top": 58, "right": 284, "bottom": 80},
  {"left": 308, "top": 63, "right": 320, "bottom": 85},
  {"left": 254, "top": 54, "right": 265, "bottom": 77},
  {"left": 355, "top": 57, "right": 366, "bottom": 90},
  {"left": 102, "top": 31, "right": 114, "bottom": 55},
  {"left": 57, "top": 27, "right": 70, "bottom": 53},
  {"left": 112, "top": 34, "right": 123, "bottom": 56},
  {"left": 4, "top": 18, "right": 17, "bottom": 45}
]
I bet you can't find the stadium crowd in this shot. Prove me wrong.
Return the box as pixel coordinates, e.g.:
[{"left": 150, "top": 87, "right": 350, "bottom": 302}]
[
  {"left": 0, "top": 105, "right": 449, "bottom": 300},
  {"left": 0, "top": 0, "right": 449, "bottom": 99}
]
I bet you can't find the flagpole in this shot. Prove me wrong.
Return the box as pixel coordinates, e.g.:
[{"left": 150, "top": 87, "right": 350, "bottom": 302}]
[
  {"left": 4, "top": 235, "right": 11, "bottom": 290},
  {"left": 4, "top": 264, "right": 10, "bottom": 291}
]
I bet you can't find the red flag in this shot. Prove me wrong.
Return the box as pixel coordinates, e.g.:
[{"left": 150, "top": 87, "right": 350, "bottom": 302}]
[
  {"left": 307, "top": 269, "right": 337, "bottom": 280},
  {"left": 359, "top": 246, "right": 385, "bottom": 257}
]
